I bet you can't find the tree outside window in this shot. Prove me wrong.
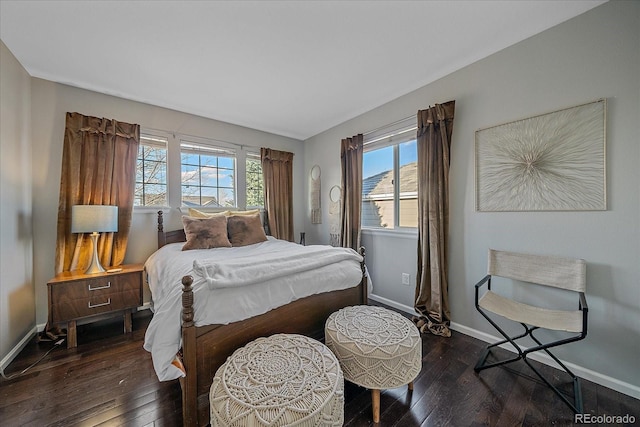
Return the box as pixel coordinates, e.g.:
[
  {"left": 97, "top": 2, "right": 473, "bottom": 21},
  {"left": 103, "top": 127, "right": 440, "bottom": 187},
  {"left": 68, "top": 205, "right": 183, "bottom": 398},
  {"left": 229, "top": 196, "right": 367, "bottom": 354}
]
[
  {"left": 135, "top": 135, "right": 167, "bottom": 207},
  {"left": 246, "top": 154, "right": 264, "bottom": 208}
]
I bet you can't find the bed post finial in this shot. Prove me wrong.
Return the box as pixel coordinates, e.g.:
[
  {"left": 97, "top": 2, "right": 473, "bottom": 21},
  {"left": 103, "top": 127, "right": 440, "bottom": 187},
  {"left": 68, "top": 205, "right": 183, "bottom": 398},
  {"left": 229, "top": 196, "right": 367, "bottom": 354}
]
[
  {"left": 182, "top": 275, "right": 195, "bottom": 327},
  {"left": 157, "top": 210, "right": 164, "bottom": 232}
]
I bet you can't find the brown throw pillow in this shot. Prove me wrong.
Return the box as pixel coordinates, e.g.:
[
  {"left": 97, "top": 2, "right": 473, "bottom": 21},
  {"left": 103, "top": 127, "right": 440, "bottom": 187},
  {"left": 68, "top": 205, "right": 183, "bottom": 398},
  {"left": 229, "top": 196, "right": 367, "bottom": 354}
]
[
  {"left": 182, "top": 215, "right": 232, "bottom": 251},
  {"left": 227, "top": 213, "right": 268, "bottom": 247}
]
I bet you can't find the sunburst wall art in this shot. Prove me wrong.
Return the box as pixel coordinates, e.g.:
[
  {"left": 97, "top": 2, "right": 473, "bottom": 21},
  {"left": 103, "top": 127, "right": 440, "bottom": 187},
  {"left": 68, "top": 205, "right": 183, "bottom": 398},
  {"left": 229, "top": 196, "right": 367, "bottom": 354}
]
[{"left": 475, "top": 99, "right": 606, "bottom": 212}]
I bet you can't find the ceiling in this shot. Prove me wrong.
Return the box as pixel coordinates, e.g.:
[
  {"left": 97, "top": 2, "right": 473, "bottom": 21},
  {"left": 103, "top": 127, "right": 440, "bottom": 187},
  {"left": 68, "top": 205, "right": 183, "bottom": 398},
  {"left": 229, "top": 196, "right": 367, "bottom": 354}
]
[{"left": 0, "top": 1, "right": 605, "bottom": 140}]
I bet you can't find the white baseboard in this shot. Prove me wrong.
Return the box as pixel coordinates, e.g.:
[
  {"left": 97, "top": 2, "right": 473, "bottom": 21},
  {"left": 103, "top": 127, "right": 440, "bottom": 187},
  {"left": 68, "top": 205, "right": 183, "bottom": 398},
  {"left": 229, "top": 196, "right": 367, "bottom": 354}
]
[
  {"left": 369, "top": 294, "right": 420, "bottom": 317},
  {"left": 369, "top": 293, "right": 640, "bottom": 400},
  {"left": 450, "top": 321, "right": 640, "bottom": 400},
  {"left": 0, "top": 326, "right": 38, "bottom": 374},
  {"left": 139, "top": 302, "right": 152, "bottom": 311}
]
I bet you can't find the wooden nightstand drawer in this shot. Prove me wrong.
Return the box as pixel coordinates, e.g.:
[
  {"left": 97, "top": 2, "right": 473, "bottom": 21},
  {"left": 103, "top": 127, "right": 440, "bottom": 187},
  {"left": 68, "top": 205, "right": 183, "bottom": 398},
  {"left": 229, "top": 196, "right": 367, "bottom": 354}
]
[
  {"left": 51, "top": 273, "right": 140, "bottom": 301},
  {"left": 47, "top": 264, "right": 144, "bottom": 348},
  {"left": 50, "top": 286, "right": 141, "bottom": 322}
]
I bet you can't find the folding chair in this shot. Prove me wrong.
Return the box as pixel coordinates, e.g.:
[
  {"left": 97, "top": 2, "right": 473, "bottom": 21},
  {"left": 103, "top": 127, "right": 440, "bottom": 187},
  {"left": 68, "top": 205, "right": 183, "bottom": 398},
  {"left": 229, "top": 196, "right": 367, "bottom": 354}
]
[{"left": 474, "top": 249, "right": 588, "bottom": 413}]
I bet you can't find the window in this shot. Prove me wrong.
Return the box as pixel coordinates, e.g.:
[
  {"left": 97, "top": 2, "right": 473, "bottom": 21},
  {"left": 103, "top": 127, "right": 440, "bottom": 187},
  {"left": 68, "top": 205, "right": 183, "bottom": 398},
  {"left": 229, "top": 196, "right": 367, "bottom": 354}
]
[
  {"left": 135, "top": 134, "right": 168, "bottom": 206},
  {"left": 362, "top": 118, "right": 417, "bottom": 229},
  {"left": 246, "top": 153, "right": 264, "bottom": 208},
  {"left": 180, "top": 141, "right": 236, "bottom": 207}
]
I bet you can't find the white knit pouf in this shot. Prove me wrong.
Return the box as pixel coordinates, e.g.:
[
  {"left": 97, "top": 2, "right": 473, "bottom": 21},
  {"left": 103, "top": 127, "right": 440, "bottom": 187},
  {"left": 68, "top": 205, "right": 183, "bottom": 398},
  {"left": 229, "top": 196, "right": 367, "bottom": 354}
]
[
  {"left": 209, "top": 334, "right": 344, "bottom": 427},
  {"left": 325, "top": 305, "right": 421, "bottom": 423}
]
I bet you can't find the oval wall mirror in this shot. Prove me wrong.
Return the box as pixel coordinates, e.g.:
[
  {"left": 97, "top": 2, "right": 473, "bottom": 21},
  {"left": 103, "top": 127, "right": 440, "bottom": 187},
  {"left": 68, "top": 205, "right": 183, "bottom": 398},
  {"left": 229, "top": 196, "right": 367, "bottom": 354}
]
[
  {"left": 310, "top": 164, "right": 321, "bottom": 180},
  {"left": 329, "top": 185, "right": 342, "bottom": 202}
]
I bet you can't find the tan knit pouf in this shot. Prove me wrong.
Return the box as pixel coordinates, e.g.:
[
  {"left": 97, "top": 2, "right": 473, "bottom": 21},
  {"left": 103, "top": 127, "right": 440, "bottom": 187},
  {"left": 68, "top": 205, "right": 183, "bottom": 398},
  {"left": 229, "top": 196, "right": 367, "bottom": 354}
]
[
  {"left": 325, "top": 305, "right": 422, "bottom": 423},
  {"left": 209, "top": 334, "right": 344, "bottom": 426}
]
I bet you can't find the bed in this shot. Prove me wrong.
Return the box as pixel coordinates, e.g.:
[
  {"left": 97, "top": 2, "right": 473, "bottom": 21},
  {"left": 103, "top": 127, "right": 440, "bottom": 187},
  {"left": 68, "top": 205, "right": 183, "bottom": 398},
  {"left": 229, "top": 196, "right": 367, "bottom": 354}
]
[{"left": 144, "top": 211, "right": 368, "bottom": 427}]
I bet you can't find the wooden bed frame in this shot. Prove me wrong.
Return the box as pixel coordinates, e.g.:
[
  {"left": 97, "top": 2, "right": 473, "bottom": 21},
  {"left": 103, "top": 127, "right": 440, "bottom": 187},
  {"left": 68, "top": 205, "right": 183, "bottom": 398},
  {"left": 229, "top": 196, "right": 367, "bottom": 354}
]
[{"left": 156, "top": 211, "right": 368, "bottom": 427}]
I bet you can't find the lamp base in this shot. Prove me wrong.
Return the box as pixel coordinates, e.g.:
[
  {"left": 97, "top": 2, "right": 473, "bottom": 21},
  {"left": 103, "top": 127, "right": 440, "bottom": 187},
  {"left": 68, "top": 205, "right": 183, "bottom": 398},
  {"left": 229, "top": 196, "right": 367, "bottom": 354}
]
[{"left": 85, "top": 232, "right": 106, "bottom": 274}]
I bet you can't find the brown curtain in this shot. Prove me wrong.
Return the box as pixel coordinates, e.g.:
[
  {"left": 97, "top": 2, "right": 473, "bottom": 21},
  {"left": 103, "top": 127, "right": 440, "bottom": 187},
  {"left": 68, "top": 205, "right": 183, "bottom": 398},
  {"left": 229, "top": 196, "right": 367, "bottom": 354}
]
[
  {"left": 55, "top": 112, "right": 140, "bottom": 274},
  {"left": 340, "top": 134, "right": 363, "bottom": 251},
  {"left": 261, "top": 147, "right": 294, "bottom": 241},
  {"left": 414, "top": 101, "right": 455, "bottom": 337}
]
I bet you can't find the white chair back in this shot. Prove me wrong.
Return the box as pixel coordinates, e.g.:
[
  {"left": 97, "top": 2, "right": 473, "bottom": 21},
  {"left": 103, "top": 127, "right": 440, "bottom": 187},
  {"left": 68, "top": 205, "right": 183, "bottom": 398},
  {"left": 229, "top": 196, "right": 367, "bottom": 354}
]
[{"left": 487, "top": 249, "right": 586, "bottom": 292}]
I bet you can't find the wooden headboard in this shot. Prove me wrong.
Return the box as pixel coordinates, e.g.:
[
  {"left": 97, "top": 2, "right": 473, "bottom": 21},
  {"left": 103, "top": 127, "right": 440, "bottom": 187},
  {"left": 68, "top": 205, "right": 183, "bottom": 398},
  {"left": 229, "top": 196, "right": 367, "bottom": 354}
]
[{"left": 157, "top": 211, "right": 186, "bottom": 248}]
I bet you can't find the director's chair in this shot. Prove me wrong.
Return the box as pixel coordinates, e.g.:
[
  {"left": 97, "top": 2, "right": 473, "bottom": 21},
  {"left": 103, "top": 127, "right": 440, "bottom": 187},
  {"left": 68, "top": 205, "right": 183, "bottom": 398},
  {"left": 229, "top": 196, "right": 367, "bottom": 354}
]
[{"left": 474, "top": 249, "right": 588, "bottom": 413}]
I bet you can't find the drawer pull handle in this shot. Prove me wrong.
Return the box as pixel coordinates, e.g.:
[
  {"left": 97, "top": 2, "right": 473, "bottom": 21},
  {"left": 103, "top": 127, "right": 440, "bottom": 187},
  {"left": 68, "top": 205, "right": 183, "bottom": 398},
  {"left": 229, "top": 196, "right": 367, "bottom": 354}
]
[
  {"left": 88, "top": 282, "right": 111, "bottom": 291},
  {"left": 88, "top": 298, "right": 111, "bottom": 308}
]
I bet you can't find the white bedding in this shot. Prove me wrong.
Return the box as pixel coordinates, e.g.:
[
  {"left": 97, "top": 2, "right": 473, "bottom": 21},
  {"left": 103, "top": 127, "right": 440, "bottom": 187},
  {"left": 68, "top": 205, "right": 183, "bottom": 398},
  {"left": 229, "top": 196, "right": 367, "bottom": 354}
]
[{"left": 143, "top": 236, "right": 364, "bottom": 381}]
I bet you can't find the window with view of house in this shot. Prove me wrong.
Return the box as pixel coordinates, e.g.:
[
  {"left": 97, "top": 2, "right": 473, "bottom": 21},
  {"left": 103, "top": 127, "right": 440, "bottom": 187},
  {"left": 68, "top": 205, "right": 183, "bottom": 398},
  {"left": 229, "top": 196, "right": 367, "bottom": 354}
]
[
  {"left": 362, "top": 118, "right": 418, "bottom": 229},
  {"left": 246, "top": 152, "right": 264, "bottom": 208},
  {"left": 180, "top": 141, "right": 236, "bottom": 207},
  {"left": 135, "top": 134, "right": 168, "bottom": 206}
]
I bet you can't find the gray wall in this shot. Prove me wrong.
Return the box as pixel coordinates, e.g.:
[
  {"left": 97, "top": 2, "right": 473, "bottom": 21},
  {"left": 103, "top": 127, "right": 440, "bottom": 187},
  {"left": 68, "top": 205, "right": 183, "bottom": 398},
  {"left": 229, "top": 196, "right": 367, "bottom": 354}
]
[
  {"left": 304, "top": 1, "right": 640, "bottom": 396},
  {"left": 0, "top": 41, "right": 34, "bottom": 368}
]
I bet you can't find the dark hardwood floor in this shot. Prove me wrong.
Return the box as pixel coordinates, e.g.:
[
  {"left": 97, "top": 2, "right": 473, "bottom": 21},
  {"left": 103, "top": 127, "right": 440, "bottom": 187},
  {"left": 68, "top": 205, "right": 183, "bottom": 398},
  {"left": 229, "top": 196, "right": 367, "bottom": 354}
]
[{"left": 1, "top": 307, "right": 638, "bottom": 427}]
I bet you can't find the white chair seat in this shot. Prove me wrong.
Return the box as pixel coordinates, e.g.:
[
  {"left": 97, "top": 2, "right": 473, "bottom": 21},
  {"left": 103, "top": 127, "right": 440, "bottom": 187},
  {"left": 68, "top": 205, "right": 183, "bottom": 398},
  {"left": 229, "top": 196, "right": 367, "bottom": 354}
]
[{"left": 479, "top": 290, "right": 583, "bottom": 333}]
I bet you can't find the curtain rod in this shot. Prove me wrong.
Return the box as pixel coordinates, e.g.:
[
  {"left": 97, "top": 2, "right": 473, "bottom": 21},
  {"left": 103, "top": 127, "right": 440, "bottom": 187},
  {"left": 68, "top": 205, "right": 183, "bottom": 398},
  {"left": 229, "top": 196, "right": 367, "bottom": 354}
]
[
  {"left": 141, "top": 125, "right": 249, "bottom": 150},
  {"left": 363, "top": 114, "right": 415, "bottom": 136}
]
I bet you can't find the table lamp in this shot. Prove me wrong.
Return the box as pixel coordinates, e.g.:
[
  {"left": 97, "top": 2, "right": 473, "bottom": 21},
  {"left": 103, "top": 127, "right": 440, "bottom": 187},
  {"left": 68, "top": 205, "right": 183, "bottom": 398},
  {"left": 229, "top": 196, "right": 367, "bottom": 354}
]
[{"left": 71, "top": 205, "right": 118, "bottom": 274}]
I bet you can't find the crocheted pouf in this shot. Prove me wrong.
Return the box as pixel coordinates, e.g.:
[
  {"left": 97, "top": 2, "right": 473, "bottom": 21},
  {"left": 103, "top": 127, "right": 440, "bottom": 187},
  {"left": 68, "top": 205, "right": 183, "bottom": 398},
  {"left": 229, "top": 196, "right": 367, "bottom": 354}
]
[
  {"left": 209, "top": 334, "right": 344, "bottom": 427},
  {"left": 325, "top": 305, "right": 421, "bottom": 422}
]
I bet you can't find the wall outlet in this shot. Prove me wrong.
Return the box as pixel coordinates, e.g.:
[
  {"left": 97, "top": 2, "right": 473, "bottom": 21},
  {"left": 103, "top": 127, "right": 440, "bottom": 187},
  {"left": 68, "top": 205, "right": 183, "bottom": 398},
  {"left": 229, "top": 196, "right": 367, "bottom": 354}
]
[{"left": 402, "top": 273, "right": 410, "bottom": 286}]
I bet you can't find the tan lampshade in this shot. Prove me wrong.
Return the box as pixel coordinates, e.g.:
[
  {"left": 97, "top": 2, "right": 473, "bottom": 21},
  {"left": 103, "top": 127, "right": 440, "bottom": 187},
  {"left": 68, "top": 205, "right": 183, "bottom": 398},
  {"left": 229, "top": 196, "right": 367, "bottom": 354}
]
[{"left": 71, "top": 205, "right": 118, "bottom": 233}]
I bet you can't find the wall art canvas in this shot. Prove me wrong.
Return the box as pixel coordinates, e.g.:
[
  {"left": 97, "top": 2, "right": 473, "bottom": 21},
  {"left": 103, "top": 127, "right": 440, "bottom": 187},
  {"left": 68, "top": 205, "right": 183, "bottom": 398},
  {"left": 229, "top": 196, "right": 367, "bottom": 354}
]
[{"left": 475, "top": 99, "right": 606, "bottom": 212}]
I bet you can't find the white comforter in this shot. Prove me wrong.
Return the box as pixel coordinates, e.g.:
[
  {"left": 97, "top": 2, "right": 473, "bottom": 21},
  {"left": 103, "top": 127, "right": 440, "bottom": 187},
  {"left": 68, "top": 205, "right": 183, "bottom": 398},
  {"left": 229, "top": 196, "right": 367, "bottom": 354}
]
[{"left": 143, "top": 237, "right": 364, "bottom": 381}]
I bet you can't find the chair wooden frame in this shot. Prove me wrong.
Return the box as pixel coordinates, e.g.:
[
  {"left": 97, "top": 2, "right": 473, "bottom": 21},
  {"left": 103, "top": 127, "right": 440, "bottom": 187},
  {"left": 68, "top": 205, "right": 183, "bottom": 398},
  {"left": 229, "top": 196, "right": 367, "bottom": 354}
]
[{"left": 474, "top": 249, "right": 589, "bottom": 414}]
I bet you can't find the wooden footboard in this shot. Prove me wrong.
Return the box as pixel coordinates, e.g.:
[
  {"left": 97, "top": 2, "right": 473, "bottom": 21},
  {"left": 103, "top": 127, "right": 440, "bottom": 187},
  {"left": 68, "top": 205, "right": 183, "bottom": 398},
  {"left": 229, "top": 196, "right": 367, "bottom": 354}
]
[{"left": 180, "top": 253, "right": 367, "bottom": 427}]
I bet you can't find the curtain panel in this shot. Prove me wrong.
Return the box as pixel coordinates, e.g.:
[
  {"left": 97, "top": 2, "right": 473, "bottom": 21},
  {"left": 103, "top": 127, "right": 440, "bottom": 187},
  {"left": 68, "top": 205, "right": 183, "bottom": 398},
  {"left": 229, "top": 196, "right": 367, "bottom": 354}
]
[
  {"left": 340, "top": 134, "right": 363, "bottom": 251},
  {"left": 55, "top": 112, "right": 140, "bottom": 274},
  {"left": 261, "top": 147, "right": 294, "bottom": 242},
  {"left": 414, "top": 101, "right": 455, "bottom": 337}
]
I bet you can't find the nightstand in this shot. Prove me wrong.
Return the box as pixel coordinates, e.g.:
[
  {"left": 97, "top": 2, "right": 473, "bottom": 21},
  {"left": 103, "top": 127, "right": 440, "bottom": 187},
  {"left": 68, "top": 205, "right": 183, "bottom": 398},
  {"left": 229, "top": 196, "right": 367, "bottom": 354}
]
[{"left": 47, "top": 263, "right": 144, "bottom": 348}]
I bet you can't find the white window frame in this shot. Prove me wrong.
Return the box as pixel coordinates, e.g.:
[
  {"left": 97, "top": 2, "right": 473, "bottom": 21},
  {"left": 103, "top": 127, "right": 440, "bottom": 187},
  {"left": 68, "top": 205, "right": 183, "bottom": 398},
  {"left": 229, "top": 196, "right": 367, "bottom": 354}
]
[
  {"left": 180, "top": 137, "right": 238, "bottom": 208},
  {"left": 134, "top": 128, "right": 265, "bottom": 214},
  {"left": 134, "top": 132, "right": 170, "bottom": 209}
]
